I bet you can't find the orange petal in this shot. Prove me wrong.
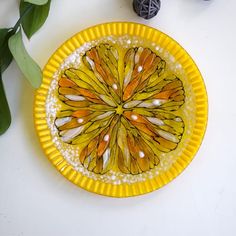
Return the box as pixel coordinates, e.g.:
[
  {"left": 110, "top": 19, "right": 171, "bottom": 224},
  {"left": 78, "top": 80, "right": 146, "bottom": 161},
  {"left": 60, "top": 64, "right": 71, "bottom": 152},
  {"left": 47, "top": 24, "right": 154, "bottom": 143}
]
[
  {"left": 76, "top": 88, "right": 99, "bottom": 99},
  {"left": 136, "top": 154, "right": 149, "bottom": 172},
  {"left": 87, "top": 48, "right": 100, "bottom": 62},
  {"left": 123, "top": 111, "right": 148, "bottom": 124},
  {"left": 140, "top": 56, "right": 161, "bottom": 83},
  {"left": 72, "top": 110, "right": 92, "bottom": 118},
  {"left": 97, "top": 138, "right": 109, "bottom": 157},
  {"left": 59, "top": 77, "right": 76, "bottom": 87},
  {"left": 153, "top": 90, "right": 172, "bottom": 99},
  {"left": 95, "top": 63, "right": 110, "bottom": 81},
  {"left": 123, "top": 78, "right": 139, "bottom": 101},
  {"left": 131, "top": 66, "right": 141, "bottom": 79},
  {"left": 59, "top": 118, "right": 81, "bottom": 131},
  {"left": 97, "top": 128, "right": 109, "bottom": 157},
  {"left": 101, "top": 60, "right": 117, "bottom": 84},
  {"left": 127, "top": 133, "right": 138, "bottom": 155},
  {"left": 130, "top": 121, "right": 156, "bottom": 136},
  {"left": 139, "top": 48, "right": 151, "bottom": 66},
  {"left": 143, "top": 53, "right": 156, "bottom": 70}
]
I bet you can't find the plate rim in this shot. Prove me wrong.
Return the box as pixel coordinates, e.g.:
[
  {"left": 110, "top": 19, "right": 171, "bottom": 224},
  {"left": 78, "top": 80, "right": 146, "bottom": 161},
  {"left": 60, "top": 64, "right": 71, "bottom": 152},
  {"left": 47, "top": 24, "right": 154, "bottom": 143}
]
[{"left": 34, "top": 21, "right": 208, "bottom": 197}]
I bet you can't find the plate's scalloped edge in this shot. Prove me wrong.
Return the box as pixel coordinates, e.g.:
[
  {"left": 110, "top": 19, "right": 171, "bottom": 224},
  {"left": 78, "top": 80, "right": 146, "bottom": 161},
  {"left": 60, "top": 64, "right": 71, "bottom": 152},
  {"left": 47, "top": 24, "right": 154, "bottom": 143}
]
[{"left": 34, "top": 22, "right": 208, "bottom": 197}]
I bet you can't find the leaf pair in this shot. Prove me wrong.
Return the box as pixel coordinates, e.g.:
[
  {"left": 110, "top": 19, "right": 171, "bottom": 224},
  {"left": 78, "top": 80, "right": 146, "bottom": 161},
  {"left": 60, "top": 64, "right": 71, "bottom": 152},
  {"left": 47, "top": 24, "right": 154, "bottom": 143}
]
[
  {"left": 9, "top": 0, "right": 51, "bottom": 87},
  {"left": 0, "top": 0, "right": 51, "bottom": 135}
]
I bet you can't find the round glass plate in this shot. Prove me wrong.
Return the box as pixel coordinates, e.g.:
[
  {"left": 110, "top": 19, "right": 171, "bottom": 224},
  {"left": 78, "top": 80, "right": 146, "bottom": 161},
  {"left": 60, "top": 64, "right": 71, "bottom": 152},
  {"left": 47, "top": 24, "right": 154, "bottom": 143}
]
[{"left": 34, "top": 22, "right": 208, "bottom": 197}]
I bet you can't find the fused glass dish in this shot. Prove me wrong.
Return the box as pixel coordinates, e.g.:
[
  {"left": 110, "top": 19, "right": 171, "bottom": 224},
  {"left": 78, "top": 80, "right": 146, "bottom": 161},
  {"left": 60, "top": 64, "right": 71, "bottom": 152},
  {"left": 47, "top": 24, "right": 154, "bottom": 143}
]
[{"left": 34, "top": 22, "right": 208, "bottom": 197}]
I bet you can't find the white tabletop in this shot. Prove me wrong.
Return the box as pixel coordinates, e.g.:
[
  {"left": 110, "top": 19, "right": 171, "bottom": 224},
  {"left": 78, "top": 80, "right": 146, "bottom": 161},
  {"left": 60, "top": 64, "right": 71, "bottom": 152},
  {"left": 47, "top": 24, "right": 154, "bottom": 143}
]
[{"left": 1, "top": 0, "right": 236, "bottom": 235}]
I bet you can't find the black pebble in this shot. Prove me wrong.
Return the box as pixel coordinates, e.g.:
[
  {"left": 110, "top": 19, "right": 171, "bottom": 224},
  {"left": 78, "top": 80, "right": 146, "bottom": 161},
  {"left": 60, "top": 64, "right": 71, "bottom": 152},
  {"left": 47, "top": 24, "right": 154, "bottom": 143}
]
[{"left": 133, "top": 0, "right": 161, "bottom": 20}]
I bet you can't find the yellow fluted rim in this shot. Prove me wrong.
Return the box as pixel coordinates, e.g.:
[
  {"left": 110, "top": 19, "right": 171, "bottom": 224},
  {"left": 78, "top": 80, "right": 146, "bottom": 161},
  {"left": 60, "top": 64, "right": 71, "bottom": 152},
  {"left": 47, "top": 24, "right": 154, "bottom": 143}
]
[{"left": 34, "top": 22, "right": 208, "bottom": 197}]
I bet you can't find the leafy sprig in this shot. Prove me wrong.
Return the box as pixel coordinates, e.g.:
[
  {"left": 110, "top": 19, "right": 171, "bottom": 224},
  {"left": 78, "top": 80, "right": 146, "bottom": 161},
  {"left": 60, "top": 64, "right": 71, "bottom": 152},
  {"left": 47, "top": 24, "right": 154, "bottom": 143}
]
[{"left": 0, "top": 0, "right": 51, "bottom": 135}]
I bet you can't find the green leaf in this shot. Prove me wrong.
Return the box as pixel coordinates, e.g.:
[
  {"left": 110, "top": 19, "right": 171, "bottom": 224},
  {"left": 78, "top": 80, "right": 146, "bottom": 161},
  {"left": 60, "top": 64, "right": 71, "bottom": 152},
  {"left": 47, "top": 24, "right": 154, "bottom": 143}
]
[
  {"left": 0, "top": 28, "right": 15, "bottom": 73},
  {"left": 24, "top": 0, "right": 49, "bottom": 5},
  {"left": 0, "top": 73, "right": 11, "bottom": 135},
  {"left": 8, "top": 29, "right": 42, "bottom": 88},
  {"left": 20, "top": 0, "right": 51, "bottom": 39},
  {"left": 0, "top": 29, "right": 10, "bottom": 44}
]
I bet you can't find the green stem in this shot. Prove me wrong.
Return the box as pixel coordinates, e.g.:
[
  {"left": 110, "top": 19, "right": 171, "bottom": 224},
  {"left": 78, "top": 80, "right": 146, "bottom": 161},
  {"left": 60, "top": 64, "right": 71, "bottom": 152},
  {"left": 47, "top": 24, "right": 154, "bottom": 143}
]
[
  {"left": 13, "top": 3, "right": 34, "bottom": 32},
  {"left": 0, "top": 73, "right": 11, "bottom": 135}
]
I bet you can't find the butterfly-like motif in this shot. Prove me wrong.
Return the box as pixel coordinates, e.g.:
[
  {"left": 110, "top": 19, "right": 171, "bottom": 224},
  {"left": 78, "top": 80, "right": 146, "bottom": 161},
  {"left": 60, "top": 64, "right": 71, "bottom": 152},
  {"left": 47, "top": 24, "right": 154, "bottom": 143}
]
[{"left": 55, "top": 44, "right": 185, "bottom": 175}]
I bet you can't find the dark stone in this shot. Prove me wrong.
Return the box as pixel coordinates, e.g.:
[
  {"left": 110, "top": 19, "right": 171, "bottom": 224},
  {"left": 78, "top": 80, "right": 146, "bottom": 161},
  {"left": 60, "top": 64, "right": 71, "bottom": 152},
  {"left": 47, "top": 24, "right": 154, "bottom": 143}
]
[{"left": 133, "top": 0, "right": 161, "bottom": 20}]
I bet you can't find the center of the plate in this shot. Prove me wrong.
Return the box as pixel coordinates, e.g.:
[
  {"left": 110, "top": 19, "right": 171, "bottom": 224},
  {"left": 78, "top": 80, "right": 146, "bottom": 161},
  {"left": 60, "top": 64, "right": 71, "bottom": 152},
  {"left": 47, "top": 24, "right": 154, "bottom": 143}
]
[{"left": 116, "top": 105, "right": 124, "bottom": 115}]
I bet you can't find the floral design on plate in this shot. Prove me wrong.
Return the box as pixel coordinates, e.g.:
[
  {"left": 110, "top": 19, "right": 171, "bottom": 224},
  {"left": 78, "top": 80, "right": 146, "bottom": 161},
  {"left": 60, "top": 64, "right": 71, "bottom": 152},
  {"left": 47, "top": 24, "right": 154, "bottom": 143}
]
[{"left": 55, "top": 44, "right": 185, "bottom": 175}]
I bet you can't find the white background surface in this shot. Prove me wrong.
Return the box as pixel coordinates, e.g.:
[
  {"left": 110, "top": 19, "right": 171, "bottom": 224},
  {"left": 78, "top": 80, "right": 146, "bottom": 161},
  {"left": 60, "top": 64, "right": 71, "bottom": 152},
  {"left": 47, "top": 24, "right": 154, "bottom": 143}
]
[{"left": 0, "top": 0, "right": 236, "bottom": 235}]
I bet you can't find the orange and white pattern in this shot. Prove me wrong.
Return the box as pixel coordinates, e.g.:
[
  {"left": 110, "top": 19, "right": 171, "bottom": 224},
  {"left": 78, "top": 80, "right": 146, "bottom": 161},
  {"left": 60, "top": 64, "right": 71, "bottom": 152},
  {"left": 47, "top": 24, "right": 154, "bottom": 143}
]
[{"left": 55, "top": 44, "right": 185, "bottom": 175}]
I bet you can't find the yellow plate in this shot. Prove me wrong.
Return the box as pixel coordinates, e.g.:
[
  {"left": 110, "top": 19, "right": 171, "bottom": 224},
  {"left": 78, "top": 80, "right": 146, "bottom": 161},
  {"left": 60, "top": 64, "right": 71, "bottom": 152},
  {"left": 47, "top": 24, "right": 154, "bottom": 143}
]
[{"left": 34, "top": 22, "right": 208, "bottom": 197}]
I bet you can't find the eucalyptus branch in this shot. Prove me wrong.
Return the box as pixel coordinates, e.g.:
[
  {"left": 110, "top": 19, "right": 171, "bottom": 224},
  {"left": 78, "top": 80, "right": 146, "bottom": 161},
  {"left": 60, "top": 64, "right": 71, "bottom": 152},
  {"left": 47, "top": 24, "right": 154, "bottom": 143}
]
[{"left": 0, "top": 0, "right": 51, "bottom": 135}]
